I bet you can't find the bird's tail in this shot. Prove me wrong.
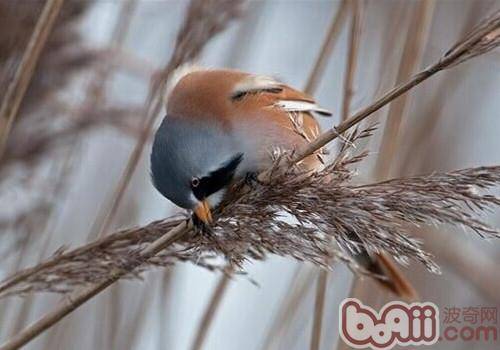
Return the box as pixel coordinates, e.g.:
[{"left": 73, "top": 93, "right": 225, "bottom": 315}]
[
  {"left": 363, "top": 252, "right": 419, "bottom": 302},
  {"left": 342, "top": 230, "right": 419, "bottom": 302}
]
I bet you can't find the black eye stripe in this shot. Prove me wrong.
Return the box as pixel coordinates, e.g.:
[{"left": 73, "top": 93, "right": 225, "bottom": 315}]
[{"left": 191, "top": 153, "right": 244, "bottom": 200}]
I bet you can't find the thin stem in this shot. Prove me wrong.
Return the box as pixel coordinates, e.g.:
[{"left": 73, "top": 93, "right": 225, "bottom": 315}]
[
  {"left": 262, "top": 266, "right": 315, "bottom": 350},
  {"left": 310, "top": 271, "right": 328, "bottom": 350},
  {"left": 304, "top": 0, "right": 348, "bottom": 95},
  {"left": 190, "top": 273, "right": 231, "bottom": 350},
  {"left": 340, "top": 0, "right": 363, "bottom": 122},
  {"left": 374, "top": 0, "right": 435, "bottom": 179}
]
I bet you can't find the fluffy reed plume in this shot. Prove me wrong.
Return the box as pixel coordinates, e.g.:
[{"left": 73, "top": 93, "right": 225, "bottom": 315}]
[{"left": 3, "top": 122, "right": 500, "bottom": 298}]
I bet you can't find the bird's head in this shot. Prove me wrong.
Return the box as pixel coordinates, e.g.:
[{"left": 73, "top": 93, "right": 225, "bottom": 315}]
[{"left": 150, "top": 115, "right": 244, "bottom": 224}]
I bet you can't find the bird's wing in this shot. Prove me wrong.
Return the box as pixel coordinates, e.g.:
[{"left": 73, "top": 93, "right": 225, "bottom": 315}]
[
  {"left": 230, "top": 74, "right": 332, "bottom": 117},
  {"left": 230, "top": 74, "right": 332, "bottom": 171}
]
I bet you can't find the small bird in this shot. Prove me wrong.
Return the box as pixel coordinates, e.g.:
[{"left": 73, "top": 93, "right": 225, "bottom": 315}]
[
  {"left": 151, "top": 67, "right": 328, "bottom": 223},
  {"left": 151, "top": 67, "right": 417, "bottom": 300}
]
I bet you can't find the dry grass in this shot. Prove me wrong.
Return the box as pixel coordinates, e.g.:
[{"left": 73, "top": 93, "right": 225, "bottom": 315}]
[{"left": 0, "top": 5, "right": 499, "bottom": 350}]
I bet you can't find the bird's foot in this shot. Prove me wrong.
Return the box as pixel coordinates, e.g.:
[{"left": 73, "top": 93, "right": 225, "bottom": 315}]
[{"left": 244, "top": 172, "right": 261, "bottom": 187}]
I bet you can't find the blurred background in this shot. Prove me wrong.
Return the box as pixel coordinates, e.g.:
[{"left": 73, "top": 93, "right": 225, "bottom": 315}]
[{"left": 0, "top": 0, "right": 499, "bottom": 349}]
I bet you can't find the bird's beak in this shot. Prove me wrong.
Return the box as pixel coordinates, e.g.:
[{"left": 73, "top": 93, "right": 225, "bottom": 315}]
[{"left": 194, "top": 199, "right": 213, "bottom": 224}]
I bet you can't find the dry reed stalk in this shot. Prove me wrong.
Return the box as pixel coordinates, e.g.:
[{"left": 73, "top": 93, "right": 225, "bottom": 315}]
[
  {"left": 411, "top": 151, "right": 500, "bottom": 303},
  {"left": 189, "top": 272, "right": 231, "bottom": 350},
  {"left": 341, "top": 0, "right": 437, "bottom": 318},
  {"left": 0, "top": 0, "right": 126, "bottom": 340},
  {"left": 261, "top": 266, "right": 315, "bottom": 350},
  {"left": 310, "top": 271, "right": 328, "bottom": 350},
  {"left": 68, "top": 2, "right": 139, "bottom": 348},
  {"left": 304, "top": 0, "right": 348, "bottom": 95},
  {"left": 5, "top": 140, "right": 500, "bottom": 344},
  {"left": 311, "top": 1, "right": 364, "bottom": 348},
  {"left": 4, "top": 148, "right": 78, "bottom": 337},
  {"left": 89, "top": 0, "right": 138, "bottom": 106},
  {"left": 121, "top": 2, "right": 244, "bottom": 347},
  {"left": 0, "top": 0, "right": 64, "bottom": 161},
  {"left": 190, "top": 271, "right": 232, "bottom": 350},
  {"left": 395, "top": 3, "right": 484, "bottom": 175},
  {"left": 0, "top": 1, "right": 243, "bottom": 347},
  {"left": 101, "top": 2, "right": 138, "bottom": 348},
  {"left": 340, "top": 0, "right": 363, "bottom": 122},
  {"left": 374, "top": 0, "right": 435, "bottom": 179},
  {"left": 1, "top": 11, "right": 500, "bottom": 349},
  {"left": 156, "top": 270, "right": 175, "bottom": 349},
  {"left": 88, "top": 0, "right": 244, "bottom": 240},
  {"left": 0, "top": 143, "right": 79, "bottom": 342},
  {"left": 0, "top": 0, "right": 133, "bottom": 265}
]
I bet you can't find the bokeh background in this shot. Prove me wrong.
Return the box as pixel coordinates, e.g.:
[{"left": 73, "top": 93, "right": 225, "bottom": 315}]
[{"left": 0, "top": 0, "right": 499, "bottom": 349}]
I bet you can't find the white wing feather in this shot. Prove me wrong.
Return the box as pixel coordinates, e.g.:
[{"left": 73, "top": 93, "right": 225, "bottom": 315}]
[
  {"left": 274, "top": 100, "right": 332, "bottom": 117},
  {"left": 231, "top": 75, "right": 282, "bottom": 98}
]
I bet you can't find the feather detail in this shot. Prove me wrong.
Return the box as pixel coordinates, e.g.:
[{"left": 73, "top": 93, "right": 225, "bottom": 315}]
[
  {"left": 339, "top": 230, "right": 418, "bottom": 301},
  {"left": 374, "top": 253, "right": 419, "bottom": 302},
  {"left": 273, "top": 100, "right": 332, "bottom": 117},
  {"left": 231, "top": 74, "right": 283, "bottom": 100}
]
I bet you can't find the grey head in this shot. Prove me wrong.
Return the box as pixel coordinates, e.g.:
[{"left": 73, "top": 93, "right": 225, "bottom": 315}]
[{"left": 150, "top": 115, "right": 244, "bottom": 222}]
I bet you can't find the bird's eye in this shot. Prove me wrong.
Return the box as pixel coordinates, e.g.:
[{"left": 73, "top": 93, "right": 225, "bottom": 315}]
[{"left": 191, "top": 177, "right": 200, "bottom": 188}]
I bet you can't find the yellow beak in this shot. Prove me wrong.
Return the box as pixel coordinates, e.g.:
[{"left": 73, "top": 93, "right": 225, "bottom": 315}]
[{"left": 193, "top": 199, "right": 213, "bottom": 224}]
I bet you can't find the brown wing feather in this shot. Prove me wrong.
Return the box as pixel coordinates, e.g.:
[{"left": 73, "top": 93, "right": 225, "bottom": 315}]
[{"left": 230, "top": 77, "right": 330, "bottom": 171}]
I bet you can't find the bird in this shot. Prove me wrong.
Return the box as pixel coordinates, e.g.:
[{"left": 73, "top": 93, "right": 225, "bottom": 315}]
[{"left": 150, "top": 67, "right": 417, "bottom": 301}]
